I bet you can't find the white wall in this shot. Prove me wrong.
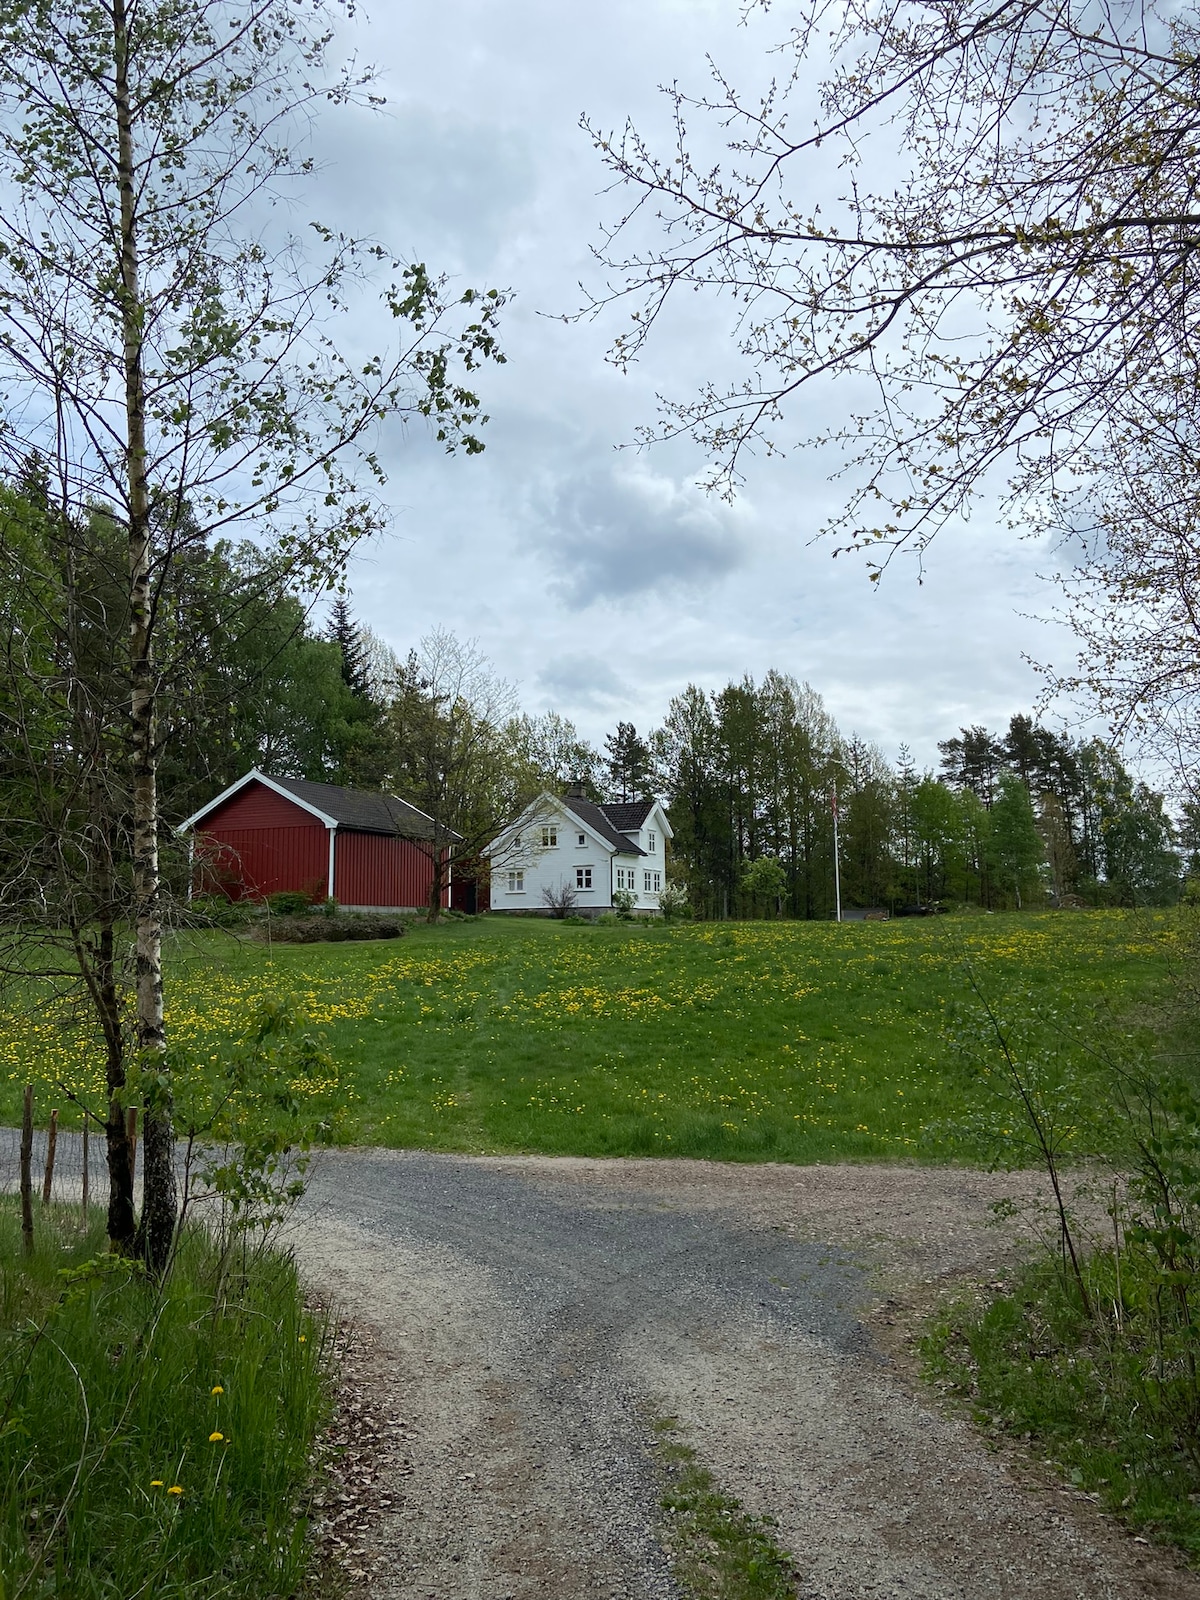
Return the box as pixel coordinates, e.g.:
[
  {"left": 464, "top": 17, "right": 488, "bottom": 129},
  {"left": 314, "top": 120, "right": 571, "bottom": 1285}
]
[{"left": 488, "top": 797, "right": 673, "bottom": 914}]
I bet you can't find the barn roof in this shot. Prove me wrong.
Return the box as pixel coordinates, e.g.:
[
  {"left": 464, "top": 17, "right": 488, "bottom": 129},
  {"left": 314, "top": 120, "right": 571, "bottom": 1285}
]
[
  {"left": 179, "top": 769, "right": 453, "bottom": 842},
  {"left": 266, "top": 776, "right": 444, "bottom": 840}
]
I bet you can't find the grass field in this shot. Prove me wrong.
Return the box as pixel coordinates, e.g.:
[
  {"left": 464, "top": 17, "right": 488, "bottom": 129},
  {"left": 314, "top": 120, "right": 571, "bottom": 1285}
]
[{"left": 0, "top": 910, "right": 1176, "bottom": 1165}]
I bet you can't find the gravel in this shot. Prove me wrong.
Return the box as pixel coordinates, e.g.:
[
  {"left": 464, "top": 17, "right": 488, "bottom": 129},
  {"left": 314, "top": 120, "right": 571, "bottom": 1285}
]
[{"left": 291, "top": 1151, "right": 1200, "bottom": 1600}]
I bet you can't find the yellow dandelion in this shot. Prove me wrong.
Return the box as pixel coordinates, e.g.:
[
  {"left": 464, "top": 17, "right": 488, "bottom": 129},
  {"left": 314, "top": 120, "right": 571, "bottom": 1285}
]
[
  {"left": 209, "top": 1431, "right": 224, "bottom": 1443},
  {"left": 211, "top": 1385, "right": 224, "bottom": 1395},
  {"left": 167, "top": 1485, "right": 183, "bottom": 1496},
  {"left": 150, "top": 1480, "right": 164, "bottom": 1488},
  {"left": 298, "top": 1334, "right": 306, "bottom": 1343}
]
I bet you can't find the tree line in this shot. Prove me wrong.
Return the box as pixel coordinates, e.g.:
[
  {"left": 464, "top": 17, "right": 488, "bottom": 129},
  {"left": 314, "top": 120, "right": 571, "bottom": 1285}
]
[{"left": 71, "top": 557, "right": 1178, "bottom": 922}]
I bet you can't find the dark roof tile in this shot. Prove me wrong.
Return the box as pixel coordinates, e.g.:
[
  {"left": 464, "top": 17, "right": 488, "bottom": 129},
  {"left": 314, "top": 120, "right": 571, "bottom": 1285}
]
[
  {"left": 560, "top": 795, "right": 645, "bottom": 856},
  {"left": 268, "top": 775, "right": 447, "bottom": 841},
  {"left": 602, "top": 799, "right": 655, "bottom": 831}
]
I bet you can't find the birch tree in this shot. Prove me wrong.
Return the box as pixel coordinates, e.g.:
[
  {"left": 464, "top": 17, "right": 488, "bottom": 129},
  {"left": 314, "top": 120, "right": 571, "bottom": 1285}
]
[
  {"left": 0, "top": 0, "right": 504, "bottom": 1269},
  {"left": 586, "top": 0, "right": 1200, "bottom": 565}
]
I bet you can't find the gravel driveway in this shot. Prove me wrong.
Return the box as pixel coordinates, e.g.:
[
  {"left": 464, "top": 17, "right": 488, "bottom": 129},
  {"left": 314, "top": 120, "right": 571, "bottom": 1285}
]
[{"left": 292, "top": 1151, "right": 1200, "bottom": 1600}]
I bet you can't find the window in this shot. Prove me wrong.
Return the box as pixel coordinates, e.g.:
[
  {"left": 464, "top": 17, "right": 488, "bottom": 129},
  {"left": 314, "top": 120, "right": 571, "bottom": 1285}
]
[
  {"left": 616, "top": 866, "right": 631, "bottom": 890},
  {"left": 644, "top": 871, "right": 662, "bottom": 893},
  {"left": 514, "top": 833, "right": 522, "bottom": 847},
  {"left": 653, "top": 872, "right": 662, "bottom": 892},
  {"left": 648, "top": 830, "right": 656, "bottom": 853},
  {"left": 541, "top": 825, "right": 557, "bottom": 848},
  {"left": 507, "top": 870, "right": 524, "bottom": 893},
  {"left": 576, "top": 866, "right": 592, "bottom": 889},
  {"left": 577, "top": 832, "right": 586, "bottom": 846}
]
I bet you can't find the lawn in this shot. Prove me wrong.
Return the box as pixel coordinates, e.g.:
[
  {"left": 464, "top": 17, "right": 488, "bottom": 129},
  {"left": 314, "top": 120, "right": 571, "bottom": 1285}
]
[{"left": 0, "top": 910, "right": 1176, "bottom": 1164}]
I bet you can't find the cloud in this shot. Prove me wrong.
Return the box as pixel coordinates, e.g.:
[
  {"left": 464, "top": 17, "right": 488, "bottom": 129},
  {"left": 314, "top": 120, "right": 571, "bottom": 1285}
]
[
  {"left": 536, "top": 653, "right": 630, "bottom": 710},
  {"left": 530, "top": 463, "right": 749, "bottom": 606}
]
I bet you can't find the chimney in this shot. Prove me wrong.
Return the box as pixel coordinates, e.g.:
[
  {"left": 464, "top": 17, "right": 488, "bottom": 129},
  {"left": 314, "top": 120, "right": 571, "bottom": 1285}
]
[{"left": 565, "top": 779, "right": 587, "bottom": 799}]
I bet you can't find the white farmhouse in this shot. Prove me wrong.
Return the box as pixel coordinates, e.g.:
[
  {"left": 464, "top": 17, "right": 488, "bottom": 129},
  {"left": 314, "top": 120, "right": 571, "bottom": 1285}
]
[{"left": 486, "top": 782, "right": 674, "bottom": 915}]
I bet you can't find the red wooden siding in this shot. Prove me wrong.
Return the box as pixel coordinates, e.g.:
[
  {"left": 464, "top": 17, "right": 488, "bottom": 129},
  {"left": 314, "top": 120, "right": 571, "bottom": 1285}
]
[
  {"left": 197, "top": 825, "right": 327, "bottom": 902},
  {"left": 203, "top": 783, "right": 318, "bottom": 830},
  {"left": 192, "top": 776, "right": 447, "bottom": 907},
  {"left": 335, "top": 831, "right": 444, "bottom": 909}
]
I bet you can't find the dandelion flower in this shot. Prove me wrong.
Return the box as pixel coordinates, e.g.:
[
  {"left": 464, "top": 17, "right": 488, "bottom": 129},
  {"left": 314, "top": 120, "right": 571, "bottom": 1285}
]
[
  {"left": 150, "top": 1480, "right": 164, "bottom": 1488},
  {"left": 211, "top": 1385, "right": 224, "bottom": 1395},
  {"left": 167, "top": 1485, "right": 183, "bottom": 1496},
  {"left": 298, "top": 1334, "right": 306, "bottom": 1343},
  {"left": 209, "top": 1431, "right": 224, "bottom": 1443}
]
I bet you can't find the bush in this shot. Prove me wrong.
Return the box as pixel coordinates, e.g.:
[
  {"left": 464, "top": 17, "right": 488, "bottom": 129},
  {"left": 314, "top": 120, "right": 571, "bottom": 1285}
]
[
  {"left": 0, "top": 1205, "right": 328, "bottom": 1596},
  {"left": 266, "top": 890, "right": 315, "bottom": 916},
  {"left": 611, "top": 889, "right": 637, "bottom": 919},
  {"left": 252, "top": 913, "right": 406, "bottom": 943},
  {"left": 657, "top": 883, "right": 693, "bottom": 921},
  {"left": 183, "top": 893, "right": 257, "bottom": 929},
  {"left": 541, "top": 882, "right": 579, "bottom": 919}
]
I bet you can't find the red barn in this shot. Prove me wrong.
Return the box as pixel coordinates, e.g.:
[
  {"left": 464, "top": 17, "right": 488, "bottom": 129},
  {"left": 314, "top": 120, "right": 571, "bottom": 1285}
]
[{"left": 181, "top": 770, "right": 451, "bottom": 912}]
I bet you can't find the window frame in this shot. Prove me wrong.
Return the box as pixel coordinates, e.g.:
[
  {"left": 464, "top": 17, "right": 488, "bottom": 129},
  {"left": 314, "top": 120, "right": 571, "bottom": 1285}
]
[
  {"left": 576, "top": 865, "right": 593, "bottom": 890},
  {"left": 541, "top": 825, "right": 558, "bottom": 848},
  {"left": 507, "top": 869, "right": 525, "bottom": 893}
]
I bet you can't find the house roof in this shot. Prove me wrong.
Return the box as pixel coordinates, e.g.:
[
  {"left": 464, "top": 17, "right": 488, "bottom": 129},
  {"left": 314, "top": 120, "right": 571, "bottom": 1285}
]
[
  {"left": 179, "top": 768, "right": 450, "bottom": 842},
  {"left": 602, "top": 799, "right": 656, "bottom": 832},
  {"left": 560, "top": 795, "right": 646, "bottom": 857}
]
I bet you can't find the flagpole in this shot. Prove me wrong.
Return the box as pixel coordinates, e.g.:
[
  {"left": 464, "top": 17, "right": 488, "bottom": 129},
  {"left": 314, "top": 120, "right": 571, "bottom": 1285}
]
[{"left": 832, "top": 782, "right": 842, "bottom": 923}]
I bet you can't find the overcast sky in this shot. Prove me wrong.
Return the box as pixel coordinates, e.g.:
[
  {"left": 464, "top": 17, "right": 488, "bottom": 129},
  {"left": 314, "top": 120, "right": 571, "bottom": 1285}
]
[{"left": 304, "top": 0, "right": 1086, "bottom": 774}]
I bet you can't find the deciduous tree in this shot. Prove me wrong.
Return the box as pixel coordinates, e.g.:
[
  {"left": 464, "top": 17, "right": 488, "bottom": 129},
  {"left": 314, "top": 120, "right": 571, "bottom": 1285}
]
[{"left": 0, "top": 0, "right": 504, "bottom": 1266}]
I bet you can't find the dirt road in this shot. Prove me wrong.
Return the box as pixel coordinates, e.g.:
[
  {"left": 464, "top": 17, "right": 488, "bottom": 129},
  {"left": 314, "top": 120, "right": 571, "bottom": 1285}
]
[{"left": 293, "top": 1150, "right": 1200, "bottom": 1600}]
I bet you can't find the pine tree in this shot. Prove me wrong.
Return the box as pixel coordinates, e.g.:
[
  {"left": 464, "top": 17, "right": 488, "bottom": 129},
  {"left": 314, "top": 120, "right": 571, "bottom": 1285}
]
[
  {"left": 327, "top": 597, "right": 372, "bottom": 699},
  {"left": 603, "top": 721, "right": 653, "bottom": 802}
]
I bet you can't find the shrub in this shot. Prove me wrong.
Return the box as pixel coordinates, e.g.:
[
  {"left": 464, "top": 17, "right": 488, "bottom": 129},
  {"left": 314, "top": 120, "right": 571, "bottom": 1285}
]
[
  {"left": 612, "top": 888, "right": 637, "bottom": 919},
  {"left": 266, "top": 890, "right": 314, "bottom": 916},
  {"left": 657, "top": 883, "right": 692, "bottom": 921},
  {"left": 251, "top": 913, "right": 406, "bottom": 943},
  {"left": 184, "top": 893, "right": 257, "bottom": 929},
  {"left": 541, "top": 882, "right": 579, "bottom": 918}
]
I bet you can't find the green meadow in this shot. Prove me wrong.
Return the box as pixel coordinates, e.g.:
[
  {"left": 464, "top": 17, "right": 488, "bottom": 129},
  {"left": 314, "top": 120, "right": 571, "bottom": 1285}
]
[{"left": 0, "top": 910, "right": 1175, "bottom": 1164}]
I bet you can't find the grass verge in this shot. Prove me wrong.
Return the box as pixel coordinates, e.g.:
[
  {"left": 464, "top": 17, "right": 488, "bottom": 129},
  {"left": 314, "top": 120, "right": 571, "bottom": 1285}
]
[
  {"left": 922, "top": 1256, "right": 1200, "bottom": 1558},
  {"left": 0, "top": 1200, "right": 329, "bottom": 1597},
  {"left": 654, "top": 1417, "right": 799, "bottom": 1598}
]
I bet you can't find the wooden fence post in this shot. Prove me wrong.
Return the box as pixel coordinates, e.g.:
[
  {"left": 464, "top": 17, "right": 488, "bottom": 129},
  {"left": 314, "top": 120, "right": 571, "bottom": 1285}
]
[
  {"left": 20, "top": 1085, "right": 33, "bottom": 1255},
  {"left": 41, "top": 1108, "right": 58, "bottom": 1206},
  {"left": 81, "top": 1119, "right": 89, "bottom": 1223}
]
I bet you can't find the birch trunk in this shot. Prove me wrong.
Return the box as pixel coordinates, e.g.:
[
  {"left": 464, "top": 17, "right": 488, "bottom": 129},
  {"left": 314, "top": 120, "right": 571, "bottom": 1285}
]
[{"left": 113, "top": 0, "right": 176, "bottom": 1272}]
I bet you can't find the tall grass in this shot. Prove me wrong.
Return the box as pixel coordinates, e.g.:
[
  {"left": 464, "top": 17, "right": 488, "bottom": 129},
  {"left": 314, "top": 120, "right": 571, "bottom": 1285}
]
[
  {"left": 926, "top": 920, "right": 1200, "bottom": 1555},
  {"left": 0, "top": 1202, "right": 328, "bottom": 1597}
]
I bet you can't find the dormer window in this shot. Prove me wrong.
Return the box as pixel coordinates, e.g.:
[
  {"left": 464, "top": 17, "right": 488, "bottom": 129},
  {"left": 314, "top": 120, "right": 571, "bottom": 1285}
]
[
  {"left": 648, "top": 830, "right": 656, "bottom": 853},
  {"left": 542, "top": 825, "right": 557, "bottom": 848}
]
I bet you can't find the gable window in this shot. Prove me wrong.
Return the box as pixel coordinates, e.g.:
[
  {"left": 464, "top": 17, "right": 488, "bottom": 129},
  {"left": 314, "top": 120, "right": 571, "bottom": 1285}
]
[
  {"left": 648, "top": 830, "right": 656, "bottom": 853},
  {"left": 541, "top": 825, "right": 557, "bottom": 848},
  {"left": 576, "top": 866, "right": 592, "bottom": 889},
  {"left": 577, "top": 832, "right": 586, "bottom": 846},
  {"left": 507, "top": 870, "right": 525, "bottom": 893}
]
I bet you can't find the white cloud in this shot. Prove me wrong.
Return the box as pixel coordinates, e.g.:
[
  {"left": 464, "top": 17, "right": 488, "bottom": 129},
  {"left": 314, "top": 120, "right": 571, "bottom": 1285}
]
[{"left": 307, "top": 0, "right": 1088, "bottom": 774}]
